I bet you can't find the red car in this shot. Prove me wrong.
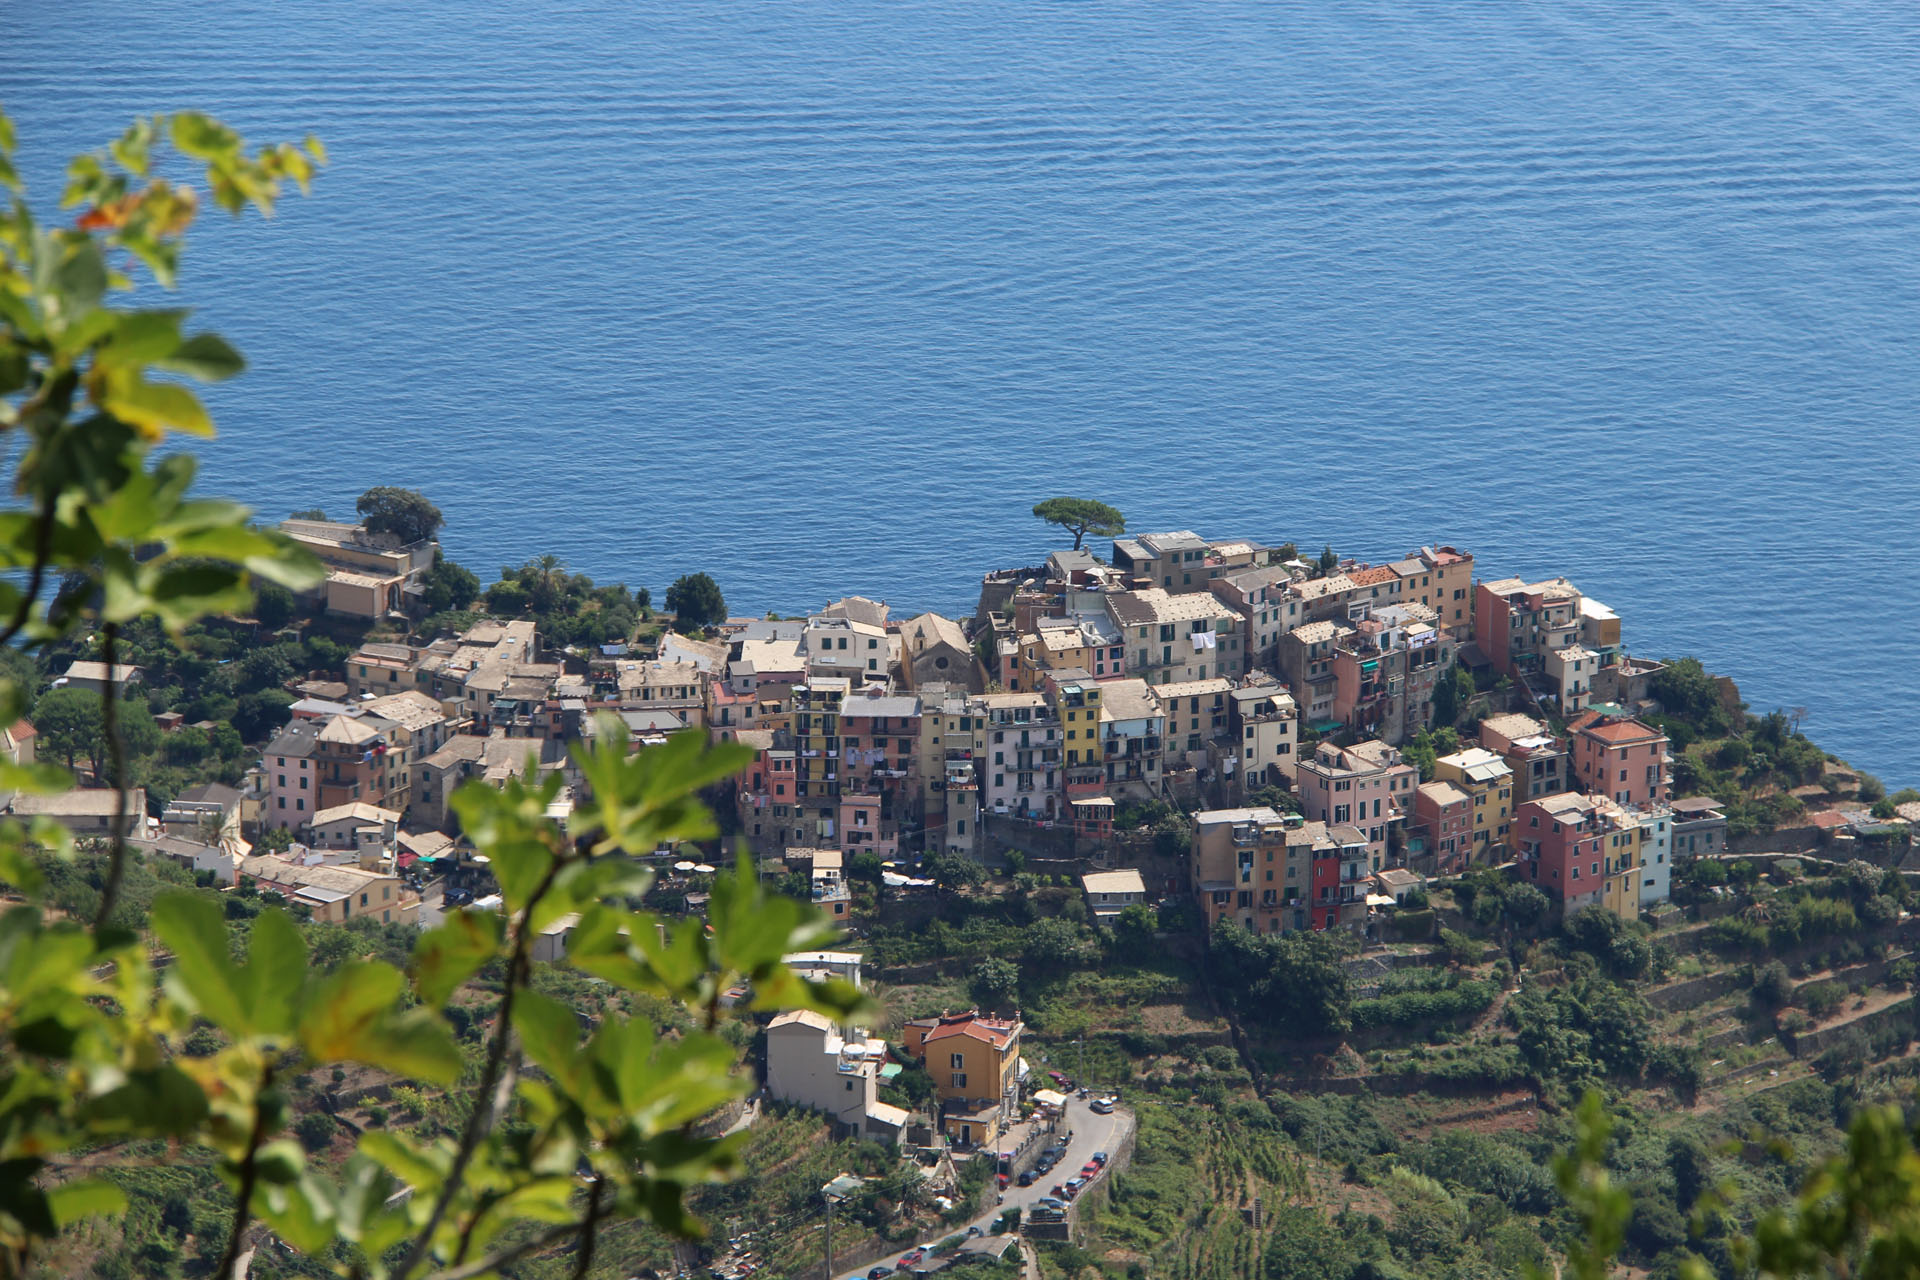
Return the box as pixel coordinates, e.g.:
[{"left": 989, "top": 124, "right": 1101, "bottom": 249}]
[
  {"left": 898, "top": 1249, "right": 925, "bottom": 1268},
  {"left": 1080, "top": 1163, "right": 1098, "bottom": 1178},
  {"left": 996, "top": 1173, "right": 1009, "bottom": 1190}
]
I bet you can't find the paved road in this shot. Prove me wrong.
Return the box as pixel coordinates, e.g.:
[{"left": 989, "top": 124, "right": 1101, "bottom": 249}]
[
  {"left": 416, "top": 880, "right": 446, "bottom": 929},
  {"left": 847, "top": 1096, "right": 1133, "bottom": 1279},
  {"left": 993, "top": 1094, "right": 1127, "bottom": 1219}
]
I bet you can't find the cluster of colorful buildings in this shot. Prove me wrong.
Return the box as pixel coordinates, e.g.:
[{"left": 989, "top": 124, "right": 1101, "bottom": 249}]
[{"left": 244, "top": 523, "right": 1741, "bottom": 942}]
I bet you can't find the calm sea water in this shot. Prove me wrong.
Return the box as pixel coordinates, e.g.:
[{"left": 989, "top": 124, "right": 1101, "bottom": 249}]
[{"left": 7, "top": 1, "right": 1918, "bottom": 783}]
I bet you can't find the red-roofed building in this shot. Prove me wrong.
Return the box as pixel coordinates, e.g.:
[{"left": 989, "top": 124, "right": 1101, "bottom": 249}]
[
  {"left": 1570, "top": 716, "right": 1670, "bottom": 807},
  {"left": 901, "top": 1009, "right": 1025, "bottom": 1149}
]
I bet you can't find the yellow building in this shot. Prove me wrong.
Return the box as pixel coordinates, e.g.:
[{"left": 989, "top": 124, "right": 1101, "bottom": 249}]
[
  {"left": 1043, "top": 671, "right": 1104, "bottom": 770},
  {"left": 1593, "top": 798, "right": 1645, "bottom": 919},
  {"left": 902, "top": 1010, "right": 1025, "bottom": 1148},
  {"left": 1432, "top": 747, "right": 1514, "bottom": 862}
]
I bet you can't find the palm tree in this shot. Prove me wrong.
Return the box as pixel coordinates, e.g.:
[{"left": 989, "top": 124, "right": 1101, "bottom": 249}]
[{"left": 523, "top": 554, "right": 568, "bottom": 613}]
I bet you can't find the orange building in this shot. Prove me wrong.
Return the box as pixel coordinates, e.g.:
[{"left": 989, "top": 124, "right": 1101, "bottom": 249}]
[{"left": 901, "top": 1010, "right": 1025, "bottom": 1149}]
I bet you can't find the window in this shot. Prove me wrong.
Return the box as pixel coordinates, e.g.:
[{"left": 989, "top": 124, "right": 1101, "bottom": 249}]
[
  {"left": 383, "top": 886, "right": 391, "bottom": 900},
  {"left": 360, "top": 893, "right": 369, "bottom": 907},
  {"left": 296, "top": 799, "right": 304, "bottom": 811},
  {"left": 277, "top": 797, "right": 285, "bottom": 810},
  {"left": 951, "top": 1072, "right": 968, "bottom": 1089}
]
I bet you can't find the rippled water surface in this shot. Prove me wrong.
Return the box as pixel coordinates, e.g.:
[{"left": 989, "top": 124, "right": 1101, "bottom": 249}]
[{"left": 8, "top": 0, "right": 1918, "bottom": 780}]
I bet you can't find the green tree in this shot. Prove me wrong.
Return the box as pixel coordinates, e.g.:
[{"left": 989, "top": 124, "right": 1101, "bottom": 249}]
[
  {"left": 1433, "top": 663, "right": 1473, "bottom": 729},
  {"left": 1111, "top": 902, "right": 1157, "bottom": 948},
  {"left": 293, "top": 1111, "right": 338, "bottom": 1154},
  {"left": 33, "top": 687, "right": 104, "bottom": 772},
  {"left": 1023, "top": 917, "right": 1092, "bottom": 968},
  {"left": 1262, "top": 1205, "right": 1350, "bottom": 1280},
  {"left": 419, "top": 553, "right": 479, "bottom": 613},
  {"left": 1030, "top": 497, "right": 1125, "bottom": 551},
  {"left": 253, "top": 580, "right": 296, "bottom": 629},
  {"left": 969, "top": 957, "right": 1019, "bottom": 1009},
  {"left": 1649, "top": 656, "right": 1733, "bottom": 736},
  {"left": 484, "top": 576, "right": 531, "bottom": 615},
  {"left": 1316, "top": 545, "right": 1339, "bottom": 577},
  {"left": 665, "top": 572, "right": 727, "bottom": 631},
  {"left": 925, "top": 852, "right": 984, "bottom": 892},
  {"left": 233, "top": 689, "right": 294, "bottom": 742},
  {"left": 355, "top": 486, "right": 443, "bottom": 546},
  {"left": 288, "top": 507, "right": 328, "bottom": 521}
]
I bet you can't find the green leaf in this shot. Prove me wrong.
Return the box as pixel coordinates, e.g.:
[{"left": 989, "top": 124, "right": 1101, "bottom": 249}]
[
  {"left": 99, "top": 309, "right": 186, "bottom": 367},
  {"left": 169, "top": 112, "right": 240, "bottom": 161},
  {"left": 411, "top": 909, "right": 501, "bottom": 1009},
  {"left": 244, "top": 908, "right": 307, "bottom": 1037},
  {"left": 155, "top": 332, "right": 245, "bottom": 381},
  {"left": 359, "top": 1008, "right": 462, "bottom": 1084},
  {"left": 47, "top": 1178, "right": 126, "bottom": 1227},
  {"left": 298, "top": 964, "right": 461, "bottom": 1083},
  {"left": 151, "top": 891, "right": 248, "bottom": 1033},
  {"left": 355, "top": 1130, "right": 446, "bottom": 1193},
  {"left": 510, "top": 991, "right": 579, "bottom": 1085},
  {"left": 52, "top": 240, "right": 107, "bottom": 315},
  {"left": 255, "top": 1170, "right": 335, "bottom": 1253},
  {"left": 102, "top": 377, "right": 213, "bottom": 437},
  {"left": 84, "top": 1065, "right": 209, "bottom": 1137}
]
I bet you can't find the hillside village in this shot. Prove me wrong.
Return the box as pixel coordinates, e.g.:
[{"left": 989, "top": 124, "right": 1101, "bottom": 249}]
[
  {"left": 11, "top": 508, "right": 1920, "bottom": 1280},
  {"left": 15, "top": 518, "right": 1789, "bottom": 936}
]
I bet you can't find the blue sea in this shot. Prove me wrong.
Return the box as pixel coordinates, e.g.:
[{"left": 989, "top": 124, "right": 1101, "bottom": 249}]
[{"left": 7, "top": 1, "right": 1918, "bottom": 783}]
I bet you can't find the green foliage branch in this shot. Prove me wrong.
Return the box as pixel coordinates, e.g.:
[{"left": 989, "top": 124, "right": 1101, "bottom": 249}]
[{"left": 0, "top": 107, "right": 870, "bottom": 1280}]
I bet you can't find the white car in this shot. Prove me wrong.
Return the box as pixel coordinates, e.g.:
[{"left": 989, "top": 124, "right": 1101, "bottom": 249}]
[{"left": 1089, "top": 1096, "right": 1114, "bottom": 1114}]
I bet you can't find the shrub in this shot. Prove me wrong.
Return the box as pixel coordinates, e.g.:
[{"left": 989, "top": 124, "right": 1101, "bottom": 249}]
[
  {"left": 1798, "top": 981, "right": 1847, "bottom": 1020},
  {"left": 294, "top": 1112, "right": 338, "bottom": 1153},
  {"left": 1351, "top": 981, "right": 1497, "bottom": 1030},
  {"left": 1752, "top": 961, "right": 1793, "bottom": 1009}
]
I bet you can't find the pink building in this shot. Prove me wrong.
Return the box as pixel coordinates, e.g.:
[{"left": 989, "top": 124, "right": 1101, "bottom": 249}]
[
  {"left": 1569, "top": 714, "right": 1670, "bottom": 807},
  {"left": 1513, "top": 793, "right": 1608, "bottom": 913},
  {"left": 263, "top": 719, "right": 321, "bottom": 832},
  {"left": 1292, "top": 740, "right": 1418, "bottom": 867},
  {"left": 836, "top": 686, "right": 921, "bottom": 858},
  {"left": 1413, "top": 780, "right": 1472, "bottom": 876}
]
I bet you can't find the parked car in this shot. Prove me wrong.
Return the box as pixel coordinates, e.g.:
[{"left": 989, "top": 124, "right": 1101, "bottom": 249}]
[
  {"left": 1037, "top": 1197, "right": 1067, "bottom": 1211},
  {"left": 1089, "top": 1097, "right": 1114, "bottom": 1115},
  {"left": 1016, "top": 1171, "right": 1035, "bottom": 1187},
  {"left": 966, "top": 1226, "right": 982, "bottom": 1238},
  {"left": 868, "top": 1268, "right": 892, "bottom": 1280},
  {"left": 1091, "top": 1151, "right": 1109, "bottom": 1167},
  {"left": 996, "top": 1173, "right": 1009, "bottom": 1189},
  {"left": 898, "top": 1249, "right": 925, "bottom": 1268},
  {"left": 1050, "top": 1185, "right": 1068, "bottom": 1200},
  {"left": 1048, "top": 1071, "right": 1067, "bottom": 1087}
]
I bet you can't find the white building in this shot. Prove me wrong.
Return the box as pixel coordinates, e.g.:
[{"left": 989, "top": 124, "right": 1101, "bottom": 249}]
[
  {"left": 1081, "top": 869, "right": 1147, "bottom": 922},
  {"left": 765, "top": 1010, "right": 909, "bottom": 1143},
  {"left": 304, "top": 802, "right": 401, "bottom": 854},
  {"left": 1635, "top": 806, "right": 1673, "bottom": 908},
  {"left": 784, "top": 951, "right": 864, "bottom": 989}
]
